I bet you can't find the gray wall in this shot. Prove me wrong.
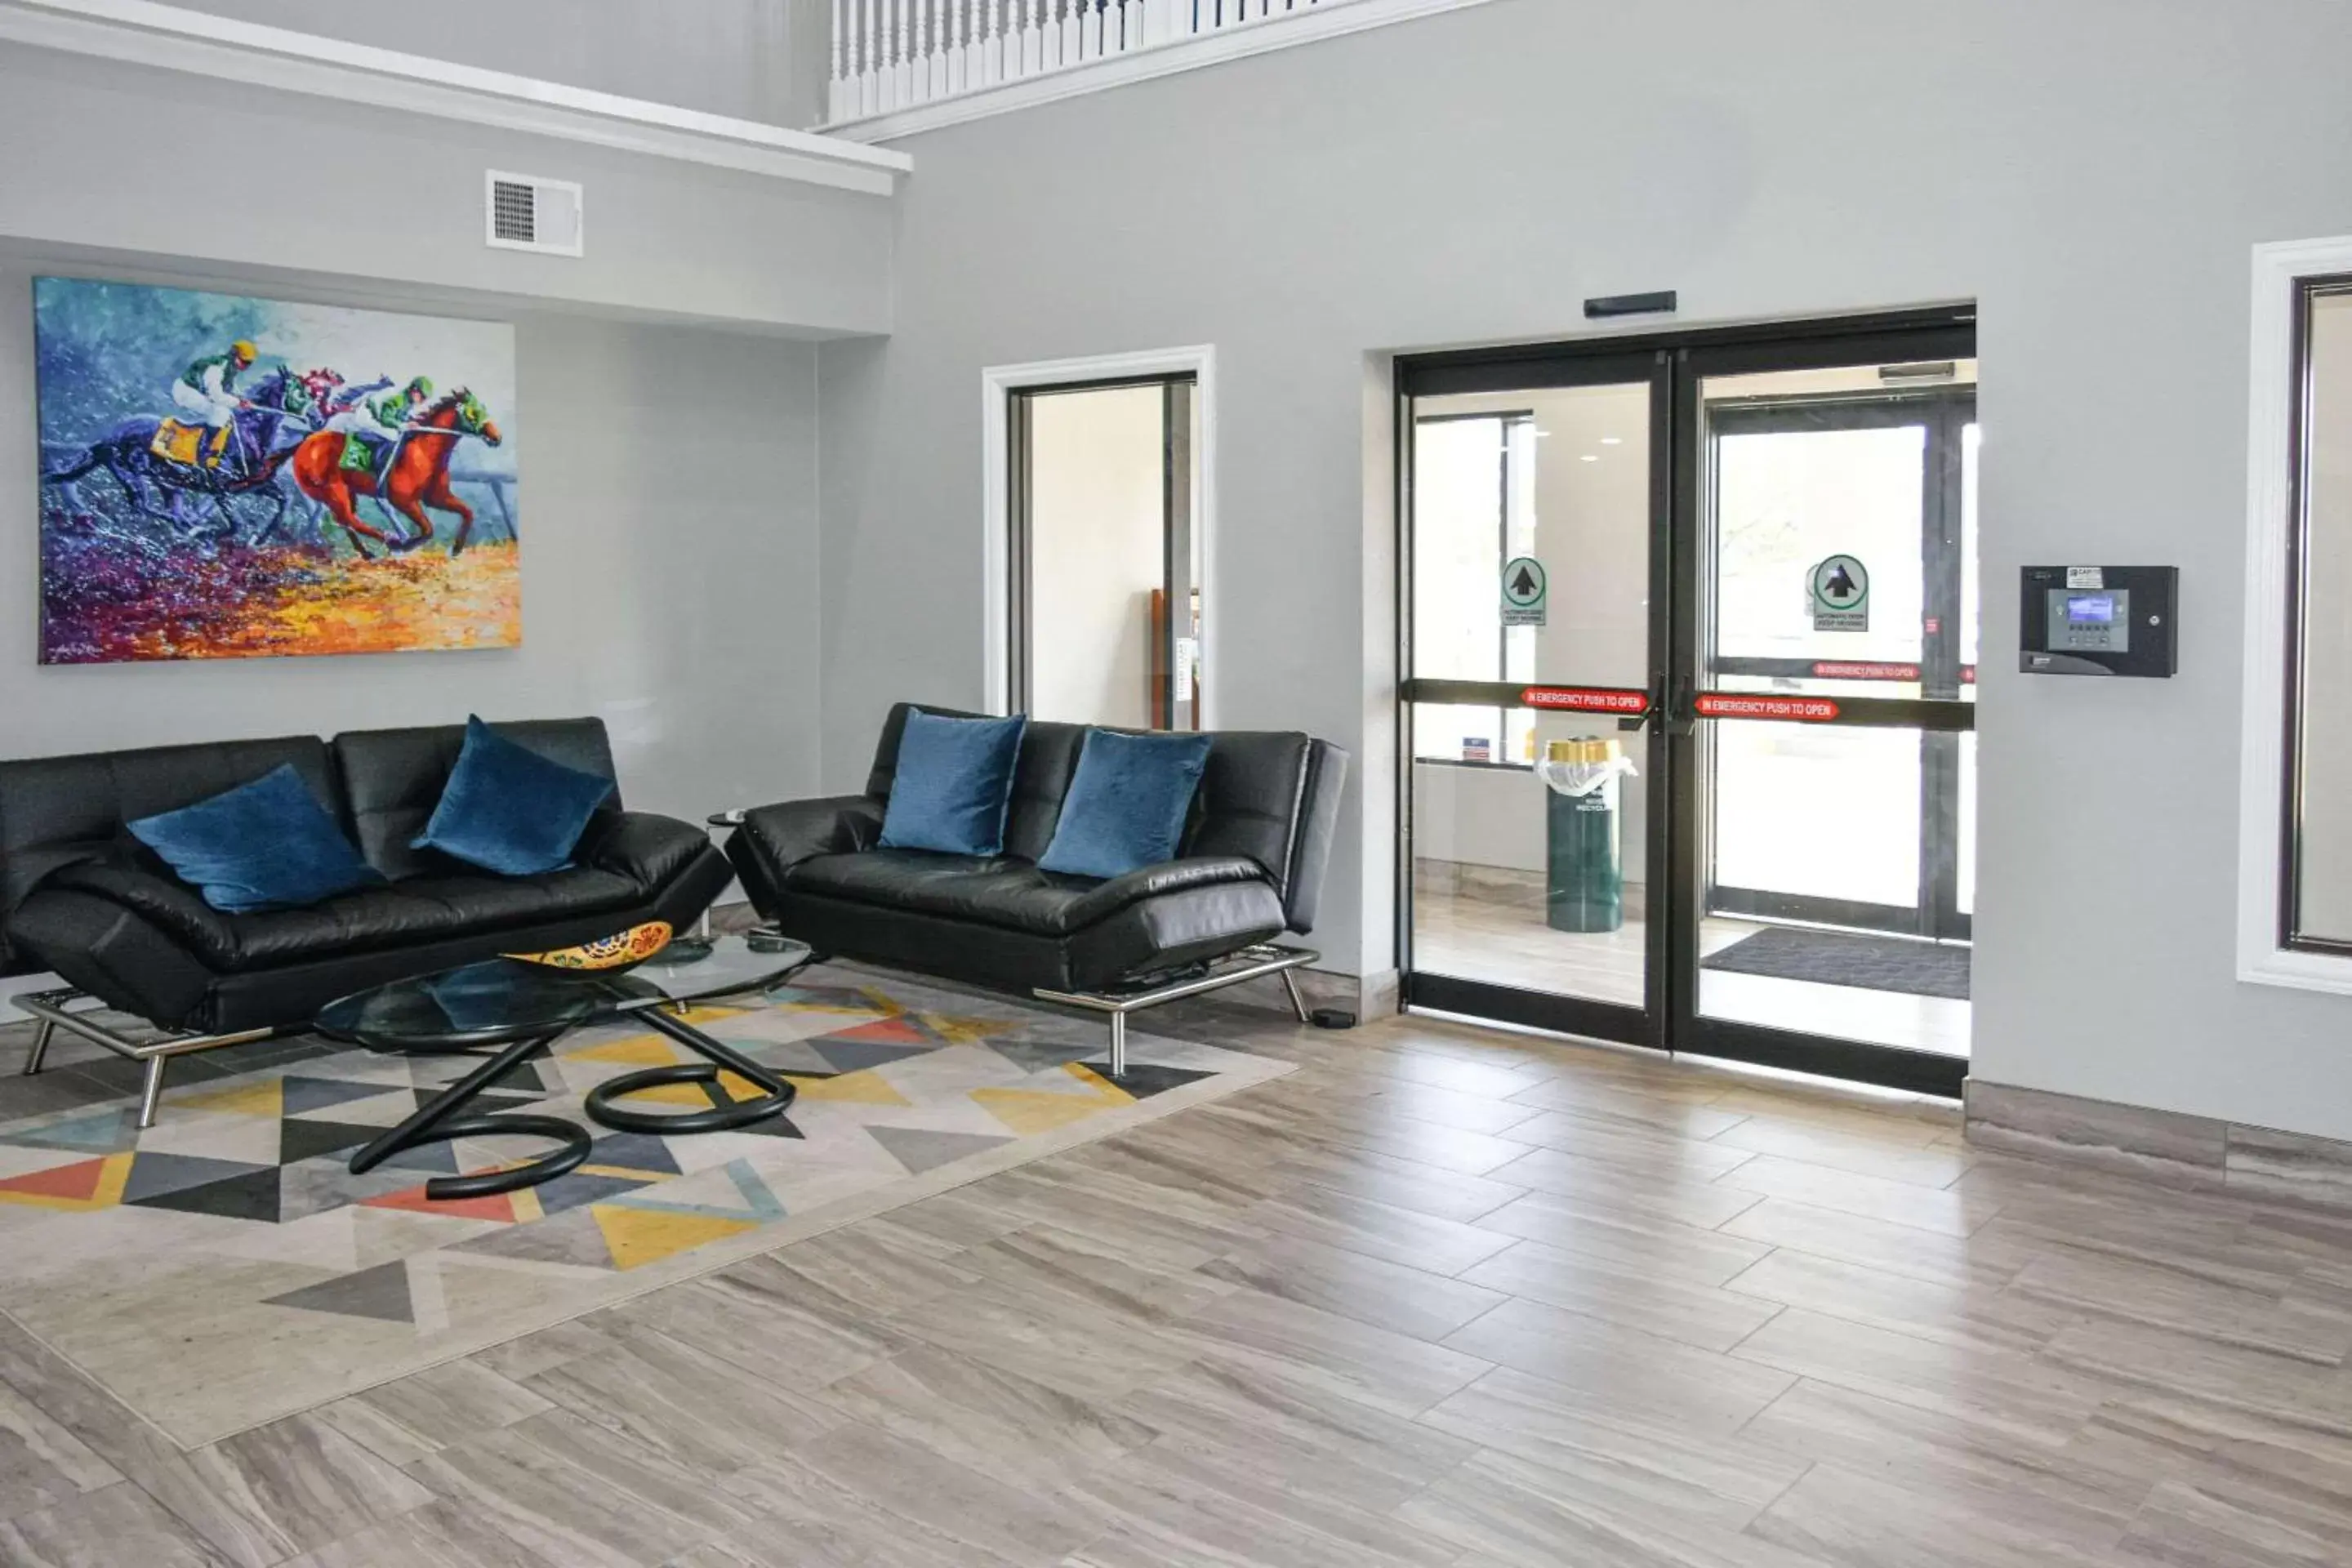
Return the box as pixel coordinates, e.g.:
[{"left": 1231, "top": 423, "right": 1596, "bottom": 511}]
[
  {"left": 1, "top": 258, "right": 823, "bottom": 831},
  {"left": 0, "top": 43, "right": 891, "bottom": 335},
  {"left": 817, "top": 0, "right": 2352, "bottom": 1140},
  {"left": 170, "top": 0, "right": 832, "bottom": 127}
]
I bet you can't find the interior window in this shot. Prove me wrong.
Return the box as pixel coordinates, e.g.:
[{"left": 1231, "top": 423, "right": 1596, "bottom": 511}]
[
  {"left": 2287, "top": 283, "right": 2352, "bottom": 946},
  {"left": 1412, "top": 412, "right": 1535, "bottom": 763}
]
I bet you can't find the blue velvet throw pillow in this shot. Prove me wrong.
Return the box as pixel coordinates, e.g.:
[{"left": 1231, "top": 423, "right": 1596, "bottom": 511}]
[
  {"left": 1039, "top": 728, "right": 1214, "bottom": 880},
  {"left": 127, "top": 764, "right": 385, "bottom": 915},
  {"left": 412, "top": 715, "right": 615, "bottom": 876},
  {"left": 877, "top": 709, "right": 1028, "bottom": 858}
]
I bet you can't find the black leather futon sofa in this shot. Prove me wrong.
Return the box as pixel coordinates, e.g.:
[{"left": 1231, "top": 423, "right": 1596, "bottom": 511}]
[
  {"left": 723, "top": 703, "right": 1348, "bottom": 1069},
  {"left": 2, "top": 718, "right": 730, "bottom": 1122}
]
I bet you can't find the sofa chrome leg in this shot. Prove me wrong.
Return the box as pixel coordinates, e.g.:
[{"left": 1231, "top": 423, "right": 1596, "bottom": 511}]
[
  {"left": 22, "top": 1018, "right": 54, "bottom": 1076},
  {"left": 9, "top": 988, "right": 274, "bottom": 1129},
  {"left": 1279, "top": 968, "right": 1312, "bottom": 1025},
  {"left": 1107, "top": 1011, "right": 1128, "bottom": 1080},
  {"left": 137, "top": 1057, "right": 169, "bottom": 1130}
]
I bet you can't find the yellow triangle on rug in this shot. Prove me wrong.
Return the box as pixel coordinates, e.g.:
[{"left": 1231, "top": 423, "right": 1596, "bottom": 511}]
[
  {"left": 174, "top": 1080, "right": 285, "bottom": 1118},
  {"left": 787, "top": 1069, "right": 910, "bottom": 1106},
  {"left": 564, "top": 1036, "right": 684, "bottom": 1067},
  {"left": 969, "top": 1086, "right": 1120, "bottom": 1135},
  {"left": 590, "top": 1203, "right": 760, "bottom": 1270}
]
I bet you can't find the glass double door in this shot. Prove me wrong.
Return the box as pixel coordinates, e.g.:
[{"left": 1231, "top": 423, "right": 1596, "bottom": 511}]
[{"left": 1400, "top": 316, "right": 1977, "bottom": 1095}]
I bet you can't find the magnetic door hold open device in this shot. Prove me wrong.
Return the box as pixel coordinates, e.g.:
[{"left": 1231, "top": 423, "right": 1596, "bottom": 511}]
[{"left": 2019, "top": 565, "right": 2178, "bottom": 677}]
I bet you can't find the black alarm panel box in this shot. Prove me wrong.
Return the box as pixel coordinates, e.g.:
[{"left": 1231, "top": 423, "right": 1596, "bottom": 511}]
[{"left": 2018, "top": 566, "right": 2177, "bottom": 677}]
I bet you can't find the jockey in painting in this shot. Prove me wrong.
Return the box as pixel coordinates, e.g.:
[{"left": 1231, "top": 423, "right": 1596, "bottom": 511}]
[
  {"left": 372, "top": 376, "right": 434, "bottom": 431},
  {"left": 311, "top": 370, "right": 394, "bottom": 436},
  {"left": 162, "top": 339, "right": 257, "bottom": 466},
  {"left": 343, "top": 375, "right": 434, "bottom": 477}
]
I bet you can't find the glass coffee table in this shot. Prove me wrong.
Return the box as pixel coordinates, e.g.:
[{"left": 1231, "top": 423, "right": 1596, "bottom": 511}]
[{"left": 314, "top": 933, "right": 816, "bottom": 1200}]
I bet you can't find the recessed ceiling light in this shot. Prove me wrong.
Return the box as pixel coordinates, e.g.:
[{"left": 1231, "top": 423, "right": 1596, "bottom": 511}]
[
  {"left": 1601, "top": 436, "right": 1624, "bottom": 446},
  {"left": 1580, "top": 454, "right": 1600, "bottom": 463}
]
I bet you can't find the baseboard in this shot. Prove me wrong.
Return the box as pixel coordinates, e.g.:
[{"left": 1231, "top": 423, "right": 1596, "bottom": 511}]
[
  {"left": 1966, "top": 1079, "right": 2352, "bottom": 1212},
  {"left": 1262, "top": 965, "right": 1400, "bottom": 1022}
]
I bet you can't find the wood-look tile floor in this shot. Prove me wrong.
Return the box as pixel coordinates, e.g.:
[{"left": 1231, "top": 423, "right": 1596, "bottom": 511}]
[{"left": 4, "top": 994, "right": 2352, "bottom": 1566}]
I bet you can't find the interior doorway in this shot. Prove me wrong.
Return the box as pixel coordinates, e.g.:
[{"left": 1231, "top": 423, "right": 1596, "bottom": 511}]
[
  {"left": 1398, "top": 310, "right": 1977, "bottom": 1096},
  {"left": 989, "top": 351, "right": 1209, "bottom": 728}
]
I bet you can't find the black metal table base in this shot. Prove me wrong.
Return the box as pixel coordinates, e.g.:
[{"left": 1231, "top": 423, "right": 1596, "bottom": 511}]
[
  {"left": 583, "top": 1005, "right": 797, "bottom": 1134},
  {"left": 347, "top": 1031, "right": 593, "bottom": 1200},
  {"left": 346, "top": 988, "right": 800, "bottom": 1198}
]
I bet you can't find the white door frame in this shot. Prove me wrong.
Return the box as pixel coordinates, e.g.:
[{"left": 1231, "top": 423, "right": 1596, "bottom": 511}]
[
  {"left": 982, "top": 345, "right": 1217, "bottom": 723},
  {"left": 2238, "top": 235, "right": 2352, "bottom": 993}
]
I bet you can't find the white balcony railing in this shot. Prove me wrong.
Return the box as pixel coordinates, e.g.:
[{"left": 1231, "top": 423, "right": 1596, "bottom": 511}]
[{"left": 827, "top": 1, "right": 1359, "bottom": 124}]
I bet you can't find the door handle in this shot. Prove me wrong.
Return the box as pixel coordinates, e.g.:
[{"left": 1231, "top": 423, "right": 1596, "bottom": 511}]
[
  {"left": 1617, "top": 676, "right": 1668, "bottom": 733},
  {"left": 1664, "top": 674, "right": 1696, "bottom": 736}
]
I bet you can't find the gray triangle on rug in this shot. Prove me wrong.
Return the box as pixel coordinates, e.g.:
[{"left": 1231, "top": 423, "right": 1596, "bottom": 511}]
[
  {"left": 120, "top": 1152, "right": 273, "bottom": 1205},
  {"left": 279, "top": 1076, "right": 403, "bottom": 1118},
  {"left": 865, "top": 1125, "right": 1013, "bottom": 1175},
  {"left": 264, "top": 1261, "right": 416, "bottom": 1323},
  {"left": 983, "top": 1036, "right": 1102, "bottom": 1072},
  {"left": 811, "top": 1037, "right": 938, "bottom": 1076}
]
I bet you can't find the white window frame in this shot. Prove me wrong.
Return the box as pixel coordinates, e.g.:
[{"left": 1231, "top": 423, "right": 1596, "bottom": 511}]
[
  {"left": 980, "top": 345, "right": 1216, "bottom": 723},
  {"left": 2238, "top": 236, "right": 2352, "bottom": 992}
]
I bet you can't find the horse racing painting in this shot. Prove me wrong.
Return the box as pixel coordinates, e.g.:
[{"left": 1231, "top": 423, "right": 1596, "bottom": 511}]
[{"left": 34, "top": 278, "right": 520, "bottom": 663}]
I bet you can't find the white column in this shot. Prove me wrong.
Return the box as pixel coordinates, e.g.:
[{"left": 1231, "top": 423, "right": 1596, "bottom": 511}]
[
  {"left": 931, "top": 0, "right": 950, "bottom": 100},
  {"left": 1018, "top": 0, "right": 1043, "bottom": 78},
  {"left": 837, "top": 0, "right": 856, "bottom": 119},
  {"left": 1141, "top": 0, "right": 1187, "bottom": 48},
  {"left": 1118, "top": 0, "right": 1144, "bottom": 55},
  {"left": 926, "top": 0, "right": 945, "bottom": 100},
  {"left": 982, "top": 0, "right": 1005, "bottom": 84},
  {"left": 895, "top": 0, "right": 915, "bottom": 107},
  {"left": 858, "top": 0, "right": 878, "bottom": 117}
]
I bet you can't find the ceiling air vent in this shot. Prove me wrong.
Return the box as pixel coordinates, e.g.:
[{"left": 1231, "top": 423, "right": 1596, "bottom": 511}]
[{"left": 485, "top": 171, "right": 584, "bottom": 257}]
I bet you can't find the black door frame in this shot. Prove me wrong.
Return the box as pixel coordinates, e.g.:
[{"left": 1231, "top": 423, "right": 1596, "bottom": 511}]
[
  {"left": 1397, "top": 345, "right": 1675, "bottom": 1054},
  {"left": 1005, "top": 372, "right": 1200, "bottom": 725},
  {"left": 1396, "top": 307, "right": 1976, "bottom": 1098}
]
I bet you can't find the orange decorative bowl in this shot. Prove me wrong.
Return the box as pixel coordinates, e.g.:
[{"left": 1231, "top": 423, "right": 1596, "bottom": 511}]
[{"left": 503, "top": 921, "right": 673, "bottom": 972}]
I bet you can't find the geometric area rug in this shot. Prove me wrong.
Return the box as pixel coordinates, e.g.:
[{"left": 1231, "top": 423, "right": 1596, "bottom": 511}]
[{"left": 0, "top": 966, "right": 1290, "bottom": 1447}]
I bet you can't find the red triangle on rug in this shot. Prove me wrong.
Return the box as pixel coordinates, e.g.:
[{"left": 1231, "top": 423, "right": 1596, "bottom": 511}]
[
  {"left": 828, "top": 1016, "right": 927, "bottom": 1045},
  {"left": 0, "top": 1157, "right": 109, "bottom": 1202},
  {"left": 359, "top": 1181, "right": 518, "bottom": 1223}
]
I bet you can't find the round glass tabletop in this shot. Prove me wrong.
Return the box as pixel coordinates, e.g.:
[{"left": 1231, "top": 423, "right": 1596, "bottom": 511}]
[
  {"left": 604, "top": 933, "right": 814, "bottom": 1010},
  {"left": 314, "top": 933, "right": 815, "bottom": 1052}
]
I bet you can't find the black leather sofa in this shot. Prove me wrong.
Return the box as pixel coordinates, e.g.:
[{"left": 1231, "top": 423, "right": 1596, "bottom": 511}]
[
  {"left": 724, "top": 703, "right": 1348, "bottom": 1069},
  {"left": 2, "top": 719, "right": 731, "bottom": 1123}
]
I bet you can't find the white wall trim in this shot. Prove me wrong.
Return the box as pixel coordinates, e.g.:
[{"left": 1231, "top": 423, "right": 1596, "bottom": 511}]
[
  {"left": 2238, "top": 234, "right": 2352, "bottom": 994},
  {"left": 0, "top": 0, "right": 911, "bottom": 194},
  {"left": 822, "top": 0, "right": 1500, "bottom": 144},
  {"left": 981, "top": 345, "right": 1218, "bottom": 724}
]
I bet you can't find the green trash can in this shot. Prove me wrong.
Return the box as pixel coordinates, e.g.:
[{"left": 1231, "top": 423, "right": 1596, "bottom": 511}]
[{"left": 1544, "top": 738, "right": 1628, "bottom": 934}]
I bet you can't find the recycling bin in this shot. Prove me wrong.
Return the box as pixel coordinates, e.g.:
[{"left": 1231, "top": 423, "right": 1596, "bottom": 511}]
[{"left": 1542, "top": 737, "right": 1630, "bottom": 934}]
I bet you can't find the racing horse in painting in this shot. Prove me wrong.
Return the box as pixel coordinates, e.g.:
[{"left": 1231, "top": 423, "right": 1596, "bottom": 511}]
[
  {"left": 288, "top": 389, "right": 503, "bottom": 558},
  {"left": 38, "top": 368, "right": 317, "bottom": 541}
]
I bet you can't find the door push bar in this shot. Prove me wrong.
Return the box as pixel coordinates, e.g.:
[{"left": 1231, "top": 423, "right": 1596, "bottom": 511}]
[{"left": 1399, "top": 679, "right": 1973, "bottom": 733}]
